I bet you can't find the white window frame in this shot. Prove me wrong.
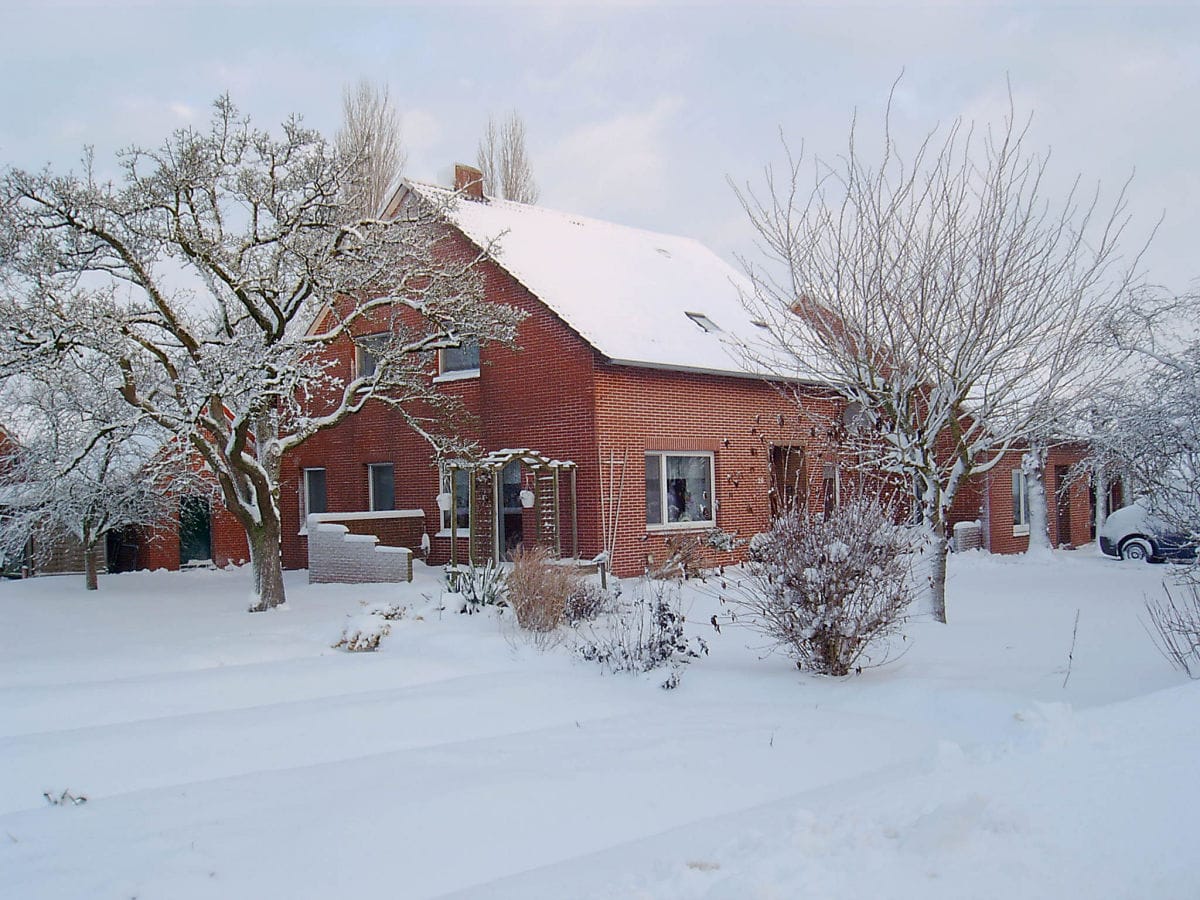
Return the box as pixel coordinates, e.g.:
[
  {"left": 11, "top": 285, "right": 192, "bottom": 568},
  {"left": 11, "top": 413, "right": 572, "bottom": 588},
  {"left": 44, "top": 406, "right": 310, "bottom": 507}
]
[
  {"left": 434, "top": 340, "right": 480, "bottom": 382},
  {"left": 644, "top": 451, "right": 716, "bottom": 531},
  {"left": 299, "top": 467, "right": 327, "bottom": 534},
  {"left": 368, "top": 462, "right": 395, "bottom": 512},
  {"left": 1012, "top": 469, "right": 1030, "bottom": 536},
  {"left": 438, "top": 463, "right": 471, "bottom": 537}
]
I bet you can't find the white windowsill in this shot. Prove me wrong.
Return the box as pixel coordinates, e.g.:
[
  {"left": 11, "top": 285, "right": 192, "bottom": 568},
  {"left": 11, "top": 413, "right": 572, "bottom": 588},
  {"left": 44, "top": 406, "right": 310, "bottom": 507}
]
[
  {"left": 314, "top": 510, "right": 425, "bottom": 522},
  {"left": 646, "top": 520, "right": 716, "bottom": 533},
  {"left": 433, "top": 368, "right": 480, "bottom": 384},
  {"left": 435, "top": 529, "right": 472, "bottom": 539},
  {"left": 1013, "top": 525, "right": 1030, "bottom": 536}
]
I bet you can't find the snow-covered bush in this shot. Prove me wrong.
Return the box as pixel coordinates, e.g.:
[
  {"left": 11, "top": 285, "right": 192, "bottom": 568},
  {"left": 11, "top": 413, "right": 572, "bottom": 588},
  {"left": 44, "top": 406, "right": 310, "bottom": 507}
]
[
  {"left": 506, "top": 546, "right": 581, "bottom": 634},
  {"left": 576, "top": 576, "right": 708, "bottom": 684},
  {"left": 718, "top": 497, "right": 921, "bottom": 676},
  {"left": 1145, "top": 580, "right": 1200, "bottom": 678},
  {"left": 333, "top": 601, "right": 405, "bottom": 652}
]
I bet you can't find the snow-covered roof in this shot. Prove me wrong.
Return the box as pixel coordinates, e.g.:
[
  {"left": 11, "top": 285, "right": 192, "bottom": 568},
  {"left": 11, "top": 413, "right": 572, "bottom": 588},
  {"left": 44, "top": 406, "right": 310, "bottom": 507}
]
[{"left": 406, "top": 182, "right": 781, "bottom": 379}]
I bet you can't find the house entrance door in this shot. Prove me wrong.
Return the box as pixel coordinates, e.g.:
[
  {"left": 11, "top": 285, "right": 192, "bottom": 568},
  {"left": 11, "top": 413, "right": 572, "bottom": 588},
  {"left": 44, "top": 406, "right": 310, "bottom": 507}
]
[
  {"left": 770, "top": 446, "right": 807, "bottom": 518},
  {"left": 1055, "top": 466, "right": 1072, "bottom": 547},
  {"left": 180, "top": 496, "right": 212, "bottom": 565}
]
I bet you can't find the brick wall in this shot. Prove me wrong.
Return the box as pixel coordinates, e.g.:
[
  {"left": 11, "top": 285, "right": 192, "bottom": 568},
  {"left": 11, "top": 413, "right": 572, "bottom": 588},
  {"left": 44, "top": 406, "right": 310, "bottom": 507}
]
[{"left": 594, "top": 365, "right": 847, "bottom": 576}]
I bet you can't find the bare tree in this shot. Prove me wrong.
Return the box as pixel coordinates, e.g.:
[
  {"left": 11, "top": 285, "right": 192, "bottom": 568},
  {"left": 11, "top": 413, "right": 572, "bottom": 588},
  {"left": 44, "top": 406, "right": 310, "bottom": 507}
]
[
  {"left": 476, "top": 111, "right": 539, "bottom": 204},
  {"left": 0, "top": 96, "right": 522, "bottom": 611},
  {"left": 337, "top": 79, "right": 407, "bottom": 218},
  {"left": 735, "top": 94, "right": 1138, "bottom": 622}
]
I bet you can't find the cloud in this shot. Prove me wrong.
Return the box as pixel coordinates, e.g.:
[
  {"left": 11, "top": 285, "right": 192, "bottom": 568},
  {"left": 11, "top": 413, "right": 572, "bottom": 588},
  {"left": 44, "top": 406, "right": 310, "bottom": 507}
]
[
  {"left": 168, "top": 102, "right": 197, "bottom": 121},
  {"left": 402, "top": 108, "right": 443, "bottom": 154},
  {"left": 539, "top": 97, "right": 682, "bottom": 216}
]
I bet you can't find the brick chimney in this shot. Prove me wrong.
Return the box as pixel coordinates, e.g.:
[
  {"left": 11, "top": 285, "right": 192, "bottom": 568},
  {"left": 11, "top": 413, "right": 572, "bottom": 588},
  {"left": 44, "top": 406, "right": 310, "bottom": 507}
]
[{"left": 453, "top": 163, "right": 485, "bottom": 201}]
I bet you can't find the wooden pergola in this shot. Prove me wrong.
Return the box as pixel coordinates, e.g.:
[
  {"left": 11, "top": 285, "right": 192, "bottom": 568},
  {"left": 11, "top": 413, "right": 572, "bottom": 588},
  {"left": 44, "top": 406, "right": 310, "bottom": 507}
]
[{"left": 444, "top": 448, "right": 578, "bottom": 568}]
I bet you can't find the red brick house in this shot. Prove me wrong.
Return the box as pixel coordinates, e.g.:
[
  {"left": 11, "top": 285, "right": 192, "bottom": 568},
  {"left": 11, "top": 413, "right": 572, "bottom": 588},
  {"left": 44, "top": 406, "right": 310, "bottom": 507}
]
[{"left": 134, "top": 167, "right": 1094, "bottom": 578}]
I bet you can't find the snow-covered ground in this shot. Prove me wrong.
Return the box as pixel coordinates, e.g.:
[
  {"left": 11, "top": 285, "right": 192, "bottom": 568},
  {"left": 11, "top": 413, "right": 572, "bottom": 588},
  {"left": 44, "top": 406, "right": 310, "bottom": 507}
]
[{"left": 0, "top": 549, "right": 1194, "bottom": 899}]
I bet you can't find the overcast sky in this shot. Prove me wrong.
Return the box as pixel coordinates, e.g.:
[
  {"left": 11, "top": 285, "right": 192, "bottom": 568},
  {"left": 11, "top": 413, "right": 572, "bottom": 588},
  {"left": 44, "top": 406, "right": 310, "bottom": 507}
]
[{"left": 2, "top": 1, "right": 1196, "bottom": 291}]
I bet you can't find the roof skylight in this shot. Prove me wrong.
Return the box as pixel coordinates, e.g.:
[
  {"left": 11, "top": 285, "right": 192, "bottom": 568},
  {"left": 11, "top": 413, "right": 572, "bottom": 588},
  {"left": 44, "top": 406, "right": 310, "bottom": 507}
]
[{"left": 685, "top": 312, "right": 721, "bottom": 333}]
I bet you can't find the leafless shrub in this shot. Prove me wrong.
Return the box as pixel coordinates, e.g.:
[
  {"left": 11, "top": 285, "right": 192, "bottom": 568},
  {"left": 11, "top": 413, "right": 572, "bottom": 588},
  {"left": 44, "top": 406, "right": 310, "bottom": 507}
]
[
  {"left": 650, "top": 528, "right": 739, "bottom": 580},
  {"left": 575, "top": 577, "right": 708, "bottom": 686},
  {"left": 717, "top": 496, "right": 921, "bottom": 676},
  {"left": 506, "top": 546, "right": 581, "bottom": 634},
  {"left": 1145, "top": 582, "right": 1200, "bottom": 678},
  {"left": 564, "top": 579, "right": 613, "bottom": 624}
]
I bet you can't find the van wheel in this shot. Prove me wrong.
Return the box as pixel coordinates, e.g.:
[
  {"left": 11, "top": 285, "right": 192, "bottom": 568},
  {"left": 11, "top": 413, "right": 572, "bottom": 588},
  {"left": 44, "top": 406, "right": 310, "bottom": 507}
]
[{"left": 1120, "top": 538, "right": 1153, "bottom": 562}]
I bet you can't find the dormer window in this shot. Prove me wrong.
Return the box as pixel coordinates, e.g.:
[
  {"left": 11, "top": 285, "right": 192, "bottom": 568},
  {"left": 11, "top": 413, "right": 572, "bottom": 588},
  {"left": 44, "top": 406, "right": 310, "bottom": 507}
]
[
  {"left": 685, "top": 312, "right": 721, "bottom": 333},
  {"left": 439, "top": 339, "right": 480, "bottom": 378}
]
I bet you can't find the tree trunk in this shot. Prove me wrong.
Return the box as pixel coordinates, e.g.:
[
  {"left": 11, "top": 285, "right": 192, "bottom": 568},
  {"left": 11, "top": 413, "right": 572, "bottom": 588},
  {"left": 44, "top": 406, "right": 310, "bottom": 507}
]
[
  {"left": 246, "top": 517, "right": 286, "bottom": 612},
  {"left": 84, "top": 546, "right": 99, "bottom": 592},
  {"left": 1093, "top": 469, "right": 1108, "bottom": 538},
  {"left": 928, "top": 523, "right": 948, "bottom": 624},
  {"left": 1024, "top": 445, "right": 1052, "bottom": 554}
]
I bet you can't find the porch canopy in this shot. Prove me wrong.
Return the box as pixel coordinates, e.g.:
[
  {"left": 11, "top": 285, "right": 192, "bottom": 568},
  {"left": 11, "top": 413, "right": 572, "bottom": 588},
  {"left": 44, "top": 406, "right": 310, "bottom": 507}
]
[{"left": 444, "top": 448, "right": 578, "bottom": 567}]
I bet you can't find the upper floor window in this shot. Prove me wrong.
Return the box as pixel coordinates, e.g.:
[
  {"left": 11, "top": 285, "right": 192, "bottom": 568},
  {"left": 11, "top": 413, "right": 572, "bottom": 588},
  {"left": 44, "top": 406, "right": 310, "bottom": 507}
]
[
  {"left": 439, "top": 340, "right": 480, "bottom": 378},
  {"left": 645, "top": 452, "right": 714, "bottom": 528},
  {"left": 368, "top": 463, "right": 395, "bottom": 511},
  {"left": 356, "top": 333, "right": 389, "bottom": 379}
]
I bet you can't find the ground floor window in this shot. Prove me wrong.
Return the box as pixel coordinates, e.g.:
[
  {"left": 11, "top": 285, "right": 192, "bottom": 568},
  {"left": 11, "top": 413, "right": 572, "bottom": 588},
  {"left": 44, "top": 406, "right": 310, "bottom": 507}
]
[
  {"left": 302, "top": 467, "right": 327, "bottom": 521},
  {"left": 822, "top": 463, "right": 840, "bottom": 518},
  {"left": 368, "top": 463, "right": 395, "bottom": 511},
  {"left": 439, "top": 464, "right": 471, "bottom": 534},
  {"left": 1012, "top": 469, "right": 1030, "bottom": 535},
  {"left": 645, "top": 452, "right": 714, "bottom": 527}
]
